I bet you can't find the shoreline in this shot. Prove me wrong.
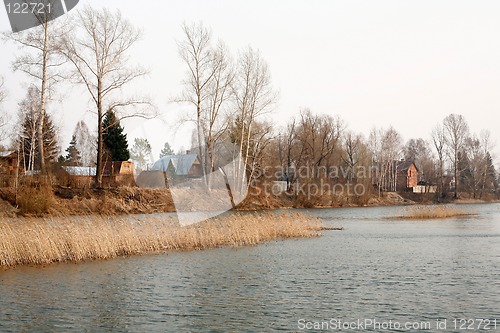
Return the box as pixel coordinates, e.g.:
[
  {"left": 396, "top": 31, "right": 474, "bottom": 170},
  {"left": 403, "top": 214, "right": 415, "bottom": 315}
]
[{"left": 1, "top": 186, "right": 499, "bottom": 219}]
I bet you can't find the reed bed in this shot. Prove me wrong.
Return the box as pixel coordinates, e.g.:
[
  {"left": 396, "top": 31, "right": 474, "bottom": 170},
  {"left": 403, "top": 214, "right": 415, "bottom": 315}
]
[
  {"left": 0, "top": 212, "right": 323, "bottom": 267},
  {"left": 400, "top": 205, "right": 476, "bottom": 219}
]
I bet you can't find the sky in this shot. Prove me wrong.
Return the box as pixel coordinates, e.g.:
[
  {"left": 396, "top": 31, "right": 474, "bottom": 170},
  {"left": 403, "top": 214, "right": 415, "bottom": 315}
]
[{"left": 1, "top": 0, "right": 500, "bottom": 162}]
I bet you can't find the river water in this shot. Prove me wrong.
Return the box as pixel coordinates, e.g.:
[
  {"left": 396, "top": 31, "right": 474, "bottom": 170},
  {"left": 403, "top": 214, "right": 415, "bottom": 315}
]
[{"left": 1, "top": 204, "right": 500, "bottom": 332}]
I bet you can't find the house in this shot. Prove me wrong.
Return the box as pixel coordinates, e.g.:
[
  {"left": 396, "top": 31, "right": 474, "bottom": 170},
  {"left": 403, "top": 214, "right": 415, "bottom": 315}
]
[
  {"left": 396, "top": 160, "right": 419, "bottom": 191},
  {"left": 150, "top": 154, "right": 203, "bottom": 185},
  {"left": 0, "top": 151, "right": 19, "bottom": 187},
  {"left": 59, "top": 161, "right": 135, "bottom": 188},
  {"left": 103, "top": 161, "right": 134, "bottom": 176},
  {"left": 60, "top": 166, "right": 96, "bottom": 188},
  {"left": 0, "top": 151, "right": 18, "bottom": 174}
]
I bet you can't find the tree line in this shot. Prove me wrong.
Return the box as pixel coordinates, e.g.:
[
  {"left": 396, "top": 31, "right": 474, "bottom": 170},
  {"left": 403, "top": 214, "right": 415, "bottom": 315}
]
[{"left": 0, "top": 5, "right": 498, "bottom": 201}]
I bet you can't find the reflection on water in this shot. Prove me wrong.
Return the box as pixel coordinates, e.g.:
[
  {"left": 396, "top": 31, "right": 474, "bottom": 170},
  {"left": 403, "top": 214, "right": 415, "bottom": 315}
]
[{"left": 1, "top": 204, "right": 500, "bottom": 332}]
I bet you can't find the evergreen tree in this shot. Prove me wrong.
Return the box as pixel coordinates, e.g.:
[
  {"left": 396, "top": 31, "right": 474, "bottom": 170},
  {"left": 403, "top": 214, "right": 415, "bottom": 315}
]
[
  {"left": 64, "top": 135, "right": 82, "bottom": 166},
  {"left": 102, "top": 111, "right": 130, "bottom": 161},
  {"left": 159, "top": 141, "right": 174, "bottom": 158}
]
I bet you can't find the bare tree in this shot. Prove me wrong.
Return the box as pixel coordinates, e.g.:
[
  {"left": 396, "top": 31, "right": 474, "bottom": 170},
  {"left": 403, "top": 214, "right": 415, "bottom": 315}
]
[
  {"left": 61, "top": 6, "right": 152, "bottom": 186},
  {"left": 0, "top": 77, "right": 8, "bottom": 141},
  {"left": 369, "top": 127, "right": 401, "bottom": 193},
  {"left": 3, "top": 4, "right": 67, "bottom": 173},
  {"left": 73, "top": 120, "right": 96, "bottom": 167},
  {"left": 177, "top": 22, "right": 217, "bottom": 182},
  {"left": 443, "top": 114, "right": 469, "bottom": 198},
  {"left": 203, "top": 41, "right": 234, "bottom": 180},
  {"left": 431, "top": 124, "right": 446, "bottom": 198},
  {"left": 479, "top": 130, "right": 496, "bottom": 198},
  {"left": 234, "top": 47, "right": 278, "bottom": 190},
  {"left": 342, "top": 131, "right": 363, "bottom": 182}
]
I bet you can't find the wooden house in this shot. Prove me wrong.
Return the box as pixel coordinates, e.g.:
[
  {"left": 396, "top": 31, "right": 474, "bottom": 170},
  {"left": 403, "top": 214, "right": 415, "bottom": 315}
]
[
  {"left": 150, "top": 154, "right": 203, "bottom": 186},
  {"left": 0, "top": 151, "right": 18, "bottom": 174},
  {"left": 0, "top": 151, "right": 18, "bottom": 187},
  {"left": 60, "top": 166, "right": 96, "bottom": 188},
  {"left": 59, "top": 161, "right": 135, "bottom": 188}
]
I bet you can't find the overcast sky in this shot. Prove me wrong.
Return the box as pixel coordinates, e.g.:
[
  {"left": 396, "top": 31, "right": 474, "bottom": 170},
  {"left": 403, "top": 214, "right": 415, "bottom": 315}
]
[{"left": 1, "top": 0, "right": 500, "bottom": 161}]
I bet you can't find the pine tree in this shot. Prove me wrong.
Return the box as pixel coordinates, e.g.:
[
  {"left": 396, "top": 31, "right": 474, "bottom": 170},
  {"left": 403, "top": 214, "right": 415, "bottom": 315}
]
[
  {"left": 102, "top": 111, "right": 130, "bottom": 161},
  {"left": 160, "top": 141, "right": 174, "bottom": 158},
  {"left": 64, "top": 135, "right": 82, "bottom": 166}
]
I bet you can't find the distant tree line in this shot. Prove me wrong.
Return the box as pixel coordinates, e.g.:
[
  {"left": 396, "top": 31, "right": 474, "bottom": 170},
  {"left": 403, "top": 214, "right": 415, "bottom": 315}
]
[{"left": 0, "top": 7, "right": 498, "bottom": 201}]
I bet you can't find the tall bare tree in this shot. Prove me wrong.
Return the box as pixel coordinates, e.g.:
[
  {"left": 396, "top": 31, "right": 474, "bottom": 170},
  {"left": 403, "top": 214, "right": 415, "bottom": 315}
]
[
  {"left": 443, "top": 114, "right": 469, "bottom": 198},
  {"left": 73, "top": 120, "right": 96, "bottom": 167},
  {"left": 479, "top": 130, "right": 496, "bottom": 198},
  {"left": 431, "top": 124, "right": 447, "bottom": 198},
  {"left": 3, "top": 4, "right": 66, "bottom": 173},
  {"left": 206, "top": 43, "right": 234, "bottom": 169},
  {"left": 234, "top": 47, "right": 278, "bottom": 190},
  {"left": 177, "top": 22, "right": 217, "bottom": 182},
  {"left": 0, "top": 77, "right": 8, "bottom": 141},
  {"left": 61, "top": 6, "right": 151, "bottom": 186},
  {"left": 369, "top": 127, "right": 402, "bottom": 193}
]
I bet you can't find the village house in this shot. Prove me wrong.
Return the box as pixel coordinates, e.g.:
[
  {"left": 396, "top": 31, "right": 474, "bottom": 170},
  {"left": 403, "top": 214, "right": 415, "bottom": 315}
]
[
  {"left": 0, "top": 151, "right": 17, "bottom": 174},
  {"left": 0, "top": 151, "right": 19, "bottom": 187},
  {"left": 59, "top": 161, "right": 135, "bottom": 188},
  {"left": 396, "top": 160, "right": 419, "bottom": 192},
  {"left": 139, "top": 153, "right": 203, "bottom": 188}
]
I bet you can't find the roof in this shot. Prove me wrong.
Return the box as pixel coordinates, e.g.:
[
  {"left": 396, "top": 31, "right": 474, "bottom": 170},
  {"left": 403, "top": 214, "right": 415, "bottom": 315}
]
[
  {"left": 151, "top": 154, "right": 199, "bottom": 176},
  {"left": 397, "top": 160, "right": 418, "bottom": 172},
  {"left": 0, "top": 151, "right": 15, "bottom": 158},
  {"left": 62, "top": 166, "right": 97, "bottom": 176}
]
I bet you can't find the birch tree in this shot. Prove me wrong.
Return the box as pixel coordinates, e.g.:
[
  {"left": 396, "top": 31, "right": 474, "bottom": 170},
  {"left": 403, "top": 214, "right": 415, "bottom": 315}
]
[
  {"left": 443, "top": 114, "right": 469, "bottom": 198},
  {"left": 431, "top": 124, "right": 446, "bottom": 197},
  {"left": 203, "top": 42, "right": 234, "bottom": 178},
  {"left": 177, "top": 22, "right": 216, "bottom": 182},
  {"left": 234, "top": 47, "right": 278, "bottom": 190},
  {"left": 0, "top": 77, "right": 8, "bottom": 141},
  {"left": 3, "top": 5, "right": 66, "bottom": 173},
  {"left": 61, "top": 6, "right": 151, "bottom": 186}
]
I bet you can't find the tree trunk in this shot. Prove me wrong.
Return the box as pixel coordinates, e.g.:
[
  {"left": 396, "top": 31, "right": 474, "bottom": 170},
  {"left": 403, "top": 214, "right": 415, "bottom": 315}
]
[
  {"left": 37, "top": 21, "right": 49, "bottom": 174},
  {"left": 96, "top": 80, "right": 103, "bottom": 187}
]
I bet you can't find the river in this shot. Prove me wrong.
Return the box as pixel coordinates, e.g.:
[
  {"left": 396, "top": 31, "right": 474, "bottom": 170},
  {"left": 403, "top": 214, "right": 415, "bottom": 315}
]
[{"left": 1, "top": 204, "right": 500, "bottom": 332}]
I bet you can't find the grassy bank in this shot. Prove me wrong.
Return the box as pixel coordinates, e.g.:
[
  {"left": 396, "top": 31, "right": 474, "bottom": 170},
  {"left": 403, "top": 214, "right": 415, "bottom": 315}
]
[{"left": 0, "top": 212, "right": 323, "bottom": 267}]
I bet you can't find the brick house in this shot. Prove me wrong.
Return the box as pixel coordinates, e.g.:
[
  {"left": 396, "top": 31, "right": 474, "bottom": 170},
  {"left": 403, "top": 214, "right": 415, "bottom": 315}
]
[{"left": 396, "top": 160, "right": 419, "bottom": 191}]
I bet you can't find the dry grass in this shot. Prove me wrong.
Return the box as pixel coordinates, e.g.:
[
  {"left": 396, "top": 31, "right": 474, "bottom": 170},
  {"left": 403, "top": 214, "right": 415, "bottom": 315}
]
[
  {"left": 401, "top": 205, "right": 476, "bottom": 219},
  {"left": 17, "top": 180, "right": 54, "bottom": 215},
  {"left": 0, "top": 212, "right": 323, "bottom": 267}
]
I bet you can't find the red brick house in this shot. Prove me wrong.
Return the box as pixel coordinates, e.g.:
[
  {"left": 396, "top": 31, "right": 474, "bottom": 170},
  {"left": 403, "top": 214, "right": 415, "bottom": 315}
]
[{"left": 396, "top": 160, "right": 418, "bottom": 191}]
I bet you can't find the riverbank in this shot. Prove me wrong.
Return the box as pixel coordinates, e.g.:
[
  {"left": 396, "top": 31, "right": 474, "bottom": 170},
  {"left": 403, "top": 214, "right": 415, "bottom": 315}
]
[
  {"left": 1, "top": 185, "right": 498, "bottom": 218},
  {"left": 0, "top": 211, "right": 323, "bottom": 268}
]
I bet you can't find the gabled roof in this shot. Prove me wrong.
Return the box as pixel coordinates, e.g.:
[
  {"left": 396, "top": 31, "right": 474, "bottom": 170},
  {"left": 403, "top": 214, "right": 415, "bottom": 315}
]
[
  {"left": 152, "top": 154, "right": 199, "bottom": 176},
  {"left": 62, "top": 166, "right": 97, "bottom": 176},
  {"left": 397, "top": 160, "right": 418, "bottom": 172}
]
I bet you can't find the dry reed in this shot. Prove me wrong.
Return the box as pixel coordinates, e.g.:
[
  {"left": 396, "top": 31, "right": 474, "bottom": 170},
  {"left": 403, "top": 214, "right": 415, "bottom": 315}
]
[
  {"left": 401, "top": 205, "right": 476, "bottom": 219},
  {"left": 0, "top": 212, "right": 323, "bottom": 267}
]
